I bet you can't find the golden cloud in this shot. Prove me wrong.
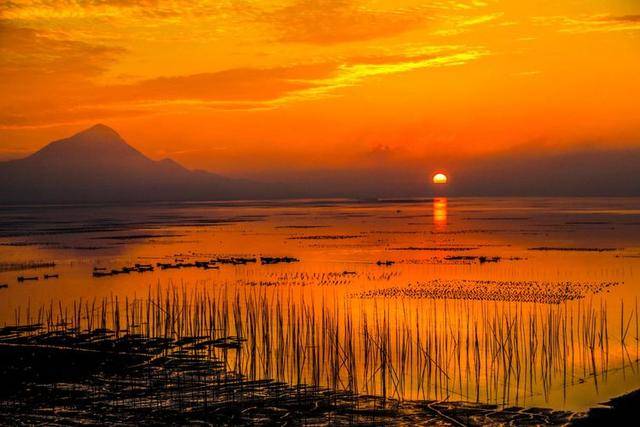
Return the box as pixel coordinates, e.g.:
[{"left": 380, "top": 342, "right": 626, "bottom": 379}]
[{"left": 0, "top": 38, "right": 486, "bottom": 128}]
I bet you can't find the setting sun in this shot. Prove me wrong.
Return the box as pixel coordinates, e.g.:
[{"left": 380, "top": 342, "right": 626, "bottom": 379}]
[{"left": 433, "top": 173, "right": 448, "bottom": 184}]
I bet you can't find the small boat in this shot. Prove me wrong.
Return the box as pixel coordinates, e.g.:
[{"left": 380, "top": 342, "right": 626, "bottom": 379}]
[
  {"left": 17, "top": 276, "right": 39, "bottom": 282},
  {"left": 261, "top": 256, "right": 299, "bottom": 265},
  {"left": 93, "top": 271, "right": 112, "bottom": 278},
  {"left": 135, "top": 263, "right": 152, "bottom": 269},
  {"left": 0, "top": 284, "right": 8, "bottom": 289},
  {"left": 376, "top": 260, "right": 395, "bottom": 266},
  {"left": 44, "top": 274, "right": 59, "bottom": 279},
  {"left": 214, "top": 257, "right": 257, "bottom": 265}
]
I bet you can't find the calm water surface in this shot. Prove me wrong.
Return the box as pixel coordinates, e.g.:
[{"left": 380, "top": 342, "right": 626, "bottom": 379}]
[{"left": 1, "top": 197, "right": 639, "bottom": 411}]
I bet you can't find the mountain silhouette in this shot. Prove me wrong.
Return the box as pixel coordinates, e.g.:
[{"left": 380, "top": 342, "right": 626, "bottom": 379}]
[
  {"left": 4, "top": 124, "right": 638, "bottom": 204},
  {"left": 0, "top": 124, "right": 279, "bottom": 204}
]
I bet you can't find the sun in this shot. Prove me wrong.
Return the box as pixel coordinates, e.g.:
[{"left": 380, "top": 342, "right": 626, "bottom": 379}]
[{"left": 432, "top": 173, "right": 448, "bottom": 184}]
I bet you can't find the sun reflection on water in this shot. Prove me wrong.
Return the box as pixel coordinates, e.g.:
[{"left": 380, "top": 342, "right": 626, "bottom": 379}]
[{"left": 433, "top": 197, "right": 447, "bottom": 228}]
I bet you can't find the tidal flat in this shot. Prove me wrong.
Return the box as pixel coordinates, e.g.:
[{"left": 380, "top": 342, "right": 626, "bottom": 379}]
[{"left": 1, "top": 197, "right": 640, "bottom": 425}]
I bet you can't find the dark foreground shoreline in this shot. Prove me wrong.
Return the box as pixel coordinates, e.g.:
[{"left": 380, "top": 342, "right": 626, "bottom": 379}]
[
  {"left": 572, "top": 388, "right": 640, "bottom": 426},
  {"left": 0, "top": 325, "right": 597, "bottom": 426}
]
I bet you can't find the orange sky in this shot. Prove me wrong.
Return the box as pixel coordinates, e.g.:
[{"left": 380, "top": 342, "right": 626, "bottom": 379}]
[{"left": 1, "top": 0, "right": 639, "bottom": 179}]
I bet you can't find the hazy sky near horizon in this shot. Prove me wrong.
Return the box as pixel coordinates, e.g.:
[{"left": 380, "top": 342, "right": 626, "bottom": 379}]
[{"left": 1, "top": 0, "right": 639, "bottom": 182}]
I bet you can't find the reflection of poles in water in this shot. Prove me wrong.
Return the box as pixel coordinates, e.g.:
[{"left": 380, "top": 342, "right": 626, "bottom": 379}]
[
  {"left": 433, "top": 197, "right": 447, "bottom": 228},
  {"left": 10, "top": 286, "right": 631, "bottom": 408}
]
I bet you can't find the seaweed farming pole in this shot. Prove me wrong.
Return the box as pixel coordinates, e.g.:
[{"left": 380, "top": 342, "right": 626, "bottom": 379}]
[{"left": 5, "top": 284, "right": 626, "bottom": 408}]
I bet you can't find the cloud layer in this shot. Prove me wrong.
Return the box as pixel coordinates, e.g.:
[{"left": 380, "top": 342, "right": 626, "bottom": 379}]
[{"left": 0, "top": 31, "right": 484, "bottom": 127}]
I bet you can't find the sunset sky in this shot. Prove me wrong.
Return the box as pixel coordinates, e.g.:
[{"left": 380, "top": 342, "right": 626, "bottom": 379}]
[{"left": 1, "top": 0, "right": 639, "bottom": 191}]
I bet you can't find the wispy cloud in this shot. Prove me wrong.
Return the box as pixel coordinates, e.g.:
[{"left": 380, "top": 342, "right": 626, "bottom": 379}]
[
  {"left": 254, "top": 0, "right": 434, "bottom": 45},
  {"left": 268, "top": 47, "right": 488, "bottom": 106},
  {"left": 248, "top": 0, "right": 500, "bottom": 45},
  {"left": 0, "top": 20, "right": 127, "bottom": 127},
  {"left": 0, "top": 20, "right": 124, "bottom": 77},
  {"left": 431, "top": 11, "right": 503, "bottom": 36},
  {"left": 0, "top": 41, "right": 486, "bottom": 128},
  {"left": 0, "top": 0, "right": 498, "bottom": 49},
  {"left": 535, "top": 14, "right": 640, "bottom": 34},
  {"left": 1, "top": 1, "right": 192, "bottom": 19}
]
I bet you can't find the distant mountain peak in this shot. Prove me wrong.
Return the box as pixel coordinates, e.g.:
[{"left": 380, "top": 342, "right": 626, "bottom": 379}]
[
  {"left": 77, "top": 123, "right": 122, "bottom": 139},
  {"left": 0, "top": 124, "right": 268, "bottom": 204},
  {"left": 28, "top": 123, "right": 142, "bottom": 162},
  {"left": 68, "top": 123, "right": 126, "bottom": 145}
]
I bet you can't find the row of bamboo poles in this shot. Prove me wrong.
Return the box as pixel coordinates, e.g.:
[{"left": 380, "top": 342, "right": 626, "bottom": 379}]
[{"left": 10, "top": 285, "right": 640, "bottom": 407}]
